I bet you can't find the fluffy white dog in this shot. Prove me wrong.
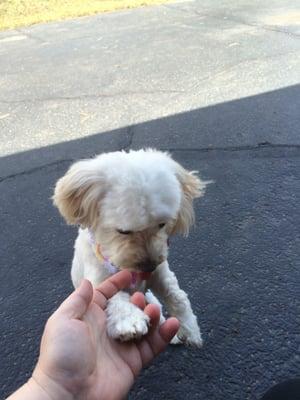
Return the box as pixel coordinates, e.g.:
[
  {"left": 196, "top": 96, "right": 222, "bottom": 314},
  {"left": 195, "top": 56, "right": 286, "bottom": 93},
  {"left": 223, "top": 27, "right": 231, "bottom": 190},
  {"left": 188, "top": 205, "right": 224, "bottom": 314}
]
[{"left": 53, "top": 149, "right": 207, "bottom": 347}]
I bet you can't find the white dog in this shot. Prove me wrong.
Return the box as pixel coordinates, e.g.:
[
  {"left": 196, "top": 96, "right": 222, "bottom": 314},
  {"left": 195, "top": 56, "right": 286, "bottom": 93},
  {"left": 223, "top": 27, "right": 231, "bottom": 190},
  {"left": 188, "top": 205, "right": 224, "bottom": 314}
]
[{"left": 53, "top": 149, "right": 207, "bottom": 347}]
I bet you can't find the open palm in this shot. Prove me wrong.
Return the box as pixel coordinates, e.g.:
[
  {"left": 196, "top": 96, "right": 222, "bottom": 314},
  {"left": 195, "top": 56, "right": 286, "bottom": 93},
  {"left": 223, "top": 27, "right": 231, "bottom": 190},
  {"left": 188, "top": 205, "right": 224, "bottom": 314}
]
[{"left": 33, "top": 271, "right": 179, "bottom": 400}]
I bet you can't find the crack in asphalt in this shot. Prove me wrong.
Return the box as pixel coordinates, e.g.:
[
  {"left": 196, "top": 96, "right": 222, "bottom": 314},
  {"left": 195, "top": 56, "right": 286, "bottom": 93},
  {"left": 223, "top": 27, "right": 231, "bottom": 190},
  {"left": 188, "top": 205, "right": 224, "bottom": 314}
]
[
  {"left": 1, "top": 8, "right": 298, "bottom": 108},
  {"left": 0, "top": 90, "right": 184, "bottom": 105},
  {"left": 0, "top": 52, "right": 298, "bottom": 105},
  {"left": 0, "top": 159, "right": 73, "bottom": 183},
  {"left": 168, "top": 143, "right": 300, "bottom": 152},
  {"left": 124, "top": 126, "right": 135, "bottom": 150},
  {"left": 163, "top": 4, "right": 300, "bottom": 39},
  {"left": 0, "top": 143, "right": 299, "bottom": 183},
  {"left": 202, "top": 12, "right": 300, "bottom": 39}
]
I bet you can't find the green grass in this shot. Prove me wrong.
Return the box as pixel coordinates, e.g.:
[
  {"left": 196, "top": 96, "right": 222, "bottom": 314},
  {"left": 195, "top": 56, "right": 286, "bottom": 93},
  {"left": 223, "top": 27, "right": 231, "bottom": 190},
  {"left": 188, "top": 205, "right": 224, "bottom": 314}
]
[{"left": 0, "top": 0, "right": 169, "bottom": 31}]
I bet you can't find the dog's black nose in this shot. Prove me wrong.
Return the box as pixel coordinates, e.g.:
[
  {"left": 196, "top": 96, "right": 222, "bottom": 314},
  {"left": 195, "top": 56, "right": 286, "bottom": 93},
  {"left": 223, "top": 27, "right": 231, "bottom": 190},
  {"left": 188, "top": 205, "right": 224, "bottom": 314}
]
[{"left": 138, "top": 260, "right": 157, "bottom": 272}]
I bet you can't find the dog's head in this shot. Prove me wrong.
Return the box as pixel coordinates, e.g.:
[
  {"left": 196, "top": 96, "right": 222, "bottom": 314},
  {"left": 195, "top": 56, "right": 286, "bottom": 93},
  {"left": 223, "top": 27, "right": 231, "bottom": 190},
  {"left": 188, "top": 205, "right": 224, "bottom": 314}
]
[{"left": 53, "top": 149, "right": 207, "bottom": 272}]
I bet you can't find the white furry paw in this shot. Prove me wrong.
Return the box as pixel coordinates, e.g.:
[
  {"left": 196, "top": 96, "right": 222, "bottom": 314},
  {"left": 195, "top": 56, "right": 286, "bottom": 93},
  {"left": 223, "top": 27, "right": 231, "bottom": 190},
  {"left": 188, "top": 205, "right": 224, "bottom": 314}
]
[
  {"left": 170, "top": 334, "right": 182, "bottom": 345},
  {"left": 106, "top": 302, "right": 150, "bottom": 342},
  {"left": 177, "top": 314, "right": 203, "bottom": 347},
  {"left": 177, "top": 326, "right": 203, "bottom": 347}
]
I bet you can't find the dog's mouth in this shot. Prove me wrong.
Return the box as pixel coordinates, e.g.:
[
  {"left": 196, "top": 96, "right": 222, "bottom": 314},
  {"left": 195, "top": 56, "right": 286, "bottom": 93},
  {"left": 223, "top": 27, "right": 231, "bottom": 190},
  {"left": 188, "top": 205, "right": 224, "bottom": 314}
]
[
  {"left": 114, "top": 255, "right": 166, "bottom": 274},
  {"left": 135, "top": 271, "right": 152, "bottom": 280},
  {"left": 121, "top": 264, "right": 156, "bottom": 274},
  {"left": 134, "top": 257, "right": 166, "bottom": 273},
  {"left": 120, "top": 260, "right": 161, "bottom": 274},
  {"left": 138, "top": 262, "right": 157, "bottom": 273}
]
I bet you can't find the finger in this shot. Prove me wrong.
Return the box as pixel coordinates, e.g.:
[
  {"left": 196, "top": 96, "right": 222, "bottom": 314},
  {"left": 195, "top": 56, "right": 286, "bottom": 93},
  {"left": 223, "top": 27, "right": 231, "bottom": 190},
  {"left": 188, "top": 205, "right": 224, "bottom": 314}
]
[
  {"left": 144, "top": 304, "right": 160, "bottom": 331},
  {"left": 93, "top": 270, "right": 132, "bottom": 309},
  {"left": 159, "top": 318, "right": 180, "bottom": 343},
  {"left": 55, "top": 279, "right": 93, "bottom": 319},
  {"left": 131, "top": 292, "right": 146, "bottom": 310},
  {"left": 137, "top": 317, "right": 180, "bottom": 367}
]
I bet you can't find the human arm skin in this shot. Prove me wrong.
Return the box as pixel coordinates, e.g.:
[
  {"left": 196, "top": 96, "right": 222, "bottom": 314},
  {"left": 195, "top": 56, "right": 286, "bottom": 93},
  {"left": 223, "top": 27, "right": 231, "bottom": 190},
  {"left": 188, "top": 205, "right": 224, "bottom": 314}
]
[{"left": 7, "top": 271, "right": 179, "bottom": 400}]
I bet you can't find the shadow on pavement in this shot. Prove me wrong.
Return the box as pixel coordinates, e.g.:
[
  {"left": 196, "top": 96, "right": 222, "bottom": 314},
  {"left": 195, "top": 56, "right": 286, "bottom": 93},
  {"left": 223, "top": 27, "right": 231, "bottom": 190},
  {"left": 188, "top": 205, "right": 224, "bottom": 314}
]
[{"left": 1, "top": 85, "right": 299, "bottom": 400}]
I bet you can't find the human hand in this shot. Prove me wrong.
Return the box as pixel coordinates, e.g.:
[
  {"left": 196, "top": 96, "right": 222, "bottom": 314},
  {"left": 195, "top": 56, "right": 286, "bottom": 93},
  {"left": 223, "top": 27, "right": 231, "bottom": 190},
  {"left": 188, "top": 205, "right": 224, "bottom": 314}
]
[{"left": 30, "top": 271, "right": 179, "bottom": 400}]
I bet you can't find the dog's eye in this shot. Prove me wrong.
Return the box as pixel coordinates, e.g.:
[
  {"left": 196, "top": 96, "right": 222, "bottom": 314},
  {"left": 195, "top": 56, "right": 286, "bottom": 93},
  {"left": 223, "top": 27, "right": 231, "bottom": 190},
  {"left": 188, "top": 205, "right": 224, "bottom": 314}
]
[
  {"left": 158, "top": 223, "right": 166, "bottom": 229},
  {"left": 117, "top": 229, "right": 132, "bottom": 235}
]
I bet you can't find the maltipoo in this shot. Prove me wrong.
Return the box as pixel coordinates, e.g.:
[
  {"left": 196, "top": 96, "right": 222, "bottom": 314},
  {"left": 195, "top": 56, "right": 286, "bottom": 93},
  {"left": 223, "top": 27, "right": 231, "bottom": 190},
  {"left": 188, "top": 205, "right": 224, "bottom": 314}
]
[{"left": 53, "top": 149, "right": 207, "bottom": 346}]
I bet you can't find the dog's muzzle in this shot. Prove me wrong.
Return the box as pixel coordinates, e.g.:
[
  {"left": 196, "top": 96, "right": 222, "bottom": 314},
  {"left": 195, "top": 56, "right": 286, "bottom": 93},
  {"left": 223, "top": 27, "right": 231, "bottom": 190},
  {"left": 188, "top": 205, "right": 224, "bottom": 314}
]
[{"left": 138, "top": 259, "right": 158, "bottom": 273}]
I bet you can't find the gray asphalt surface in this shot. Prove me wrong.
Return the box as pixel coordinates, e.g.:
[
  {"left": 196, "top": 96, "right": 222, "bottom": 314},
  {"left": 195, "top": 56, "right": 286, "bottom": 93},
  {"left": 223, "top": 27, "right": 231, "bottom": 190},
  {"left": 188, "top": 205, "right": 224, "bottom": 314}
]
[{"left": 0, "top": 1, "right": 300, "bottom": 399}]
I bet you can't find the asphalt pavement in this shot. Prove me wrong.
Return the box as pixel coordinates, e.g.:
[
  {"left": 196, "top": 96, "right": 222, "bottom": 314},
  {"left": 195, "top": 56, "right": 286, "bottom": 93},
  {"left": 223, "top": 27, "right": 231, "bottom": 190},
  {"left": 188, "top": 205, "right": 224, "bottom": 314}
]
[{"left": 0, "top": 1, "right": 300, "bottom": 399}]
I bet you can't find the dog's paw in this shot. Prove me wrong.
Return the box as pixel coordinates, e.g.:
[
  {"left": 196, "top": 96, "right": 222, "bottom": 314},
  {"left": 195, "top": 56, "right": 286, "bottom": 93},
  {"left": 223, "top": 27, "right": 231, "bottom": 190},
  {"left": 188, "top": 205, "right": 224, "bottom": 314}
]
[
  {"left": 177, "top": 327, "right": 203, "bottom": 348},
  {"left": 170, "top": 334, "right": 182, "bottom": 345},
  {"left": 176, "top": 314, "right": 203, "bottom": 348},
  {"left": 107, "top": 304, "right": 150, "bottom": 341}
]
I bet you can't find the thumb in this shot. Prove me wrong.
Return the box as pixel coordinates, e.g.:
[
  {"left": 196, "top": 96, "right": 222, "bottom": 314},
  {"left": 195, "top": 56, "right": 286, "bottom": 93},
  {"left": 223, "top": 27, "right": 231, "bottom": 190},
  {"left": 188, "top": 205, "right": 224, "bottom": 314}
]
[{"left": 55, "top": 279, "right": 93, "bottom": 319}]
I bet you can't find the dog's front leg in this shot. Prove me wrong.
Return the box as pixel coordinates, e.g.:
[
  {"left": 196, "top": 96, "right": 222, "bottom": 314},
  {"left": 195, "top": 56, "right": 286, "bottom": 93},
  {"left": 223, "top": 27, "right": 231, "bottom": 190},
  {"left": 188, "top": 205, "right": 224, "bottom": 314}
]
[
  {"left": 148, "top": 262, "right": 203, "bottom": 347},
  {"left": 106, "top": 291, "right": 150, "bottom": 341}
]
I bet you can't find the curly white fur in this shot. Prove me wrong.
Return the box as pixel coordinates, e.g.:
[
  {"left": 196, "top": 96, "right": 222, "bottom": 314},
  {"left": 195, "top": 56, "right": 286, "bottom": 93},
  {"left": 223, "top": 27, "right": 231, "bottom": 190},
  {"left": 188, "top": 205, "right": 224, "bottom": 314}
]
[{"left": 53, "top": 149, "right": 207, "bottom": 346}]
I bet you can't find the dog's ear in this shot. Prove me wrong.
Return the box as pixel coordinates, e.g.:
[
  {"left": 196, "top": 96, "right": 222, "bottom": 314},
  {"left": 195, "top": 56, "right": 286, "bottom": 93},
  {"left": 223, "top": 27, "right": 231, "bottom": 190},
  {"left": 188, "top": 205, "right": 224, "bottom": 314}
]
[
  {"left": 172, "top": 164, "right": 207, "bottom": 236},
  {"left": 53, "top": 159, "right": 106, "bottom": 229}
]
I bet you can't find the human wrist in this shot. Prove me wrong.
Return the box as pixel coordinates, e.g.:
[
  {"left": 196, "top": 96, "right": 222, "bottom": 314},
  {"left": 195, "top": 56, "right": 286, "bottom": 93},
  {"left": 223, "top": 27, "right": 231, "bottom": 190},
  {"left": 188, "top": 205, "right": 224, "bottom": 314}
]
[
  {"left": 30, "top": 366, "right": 74, "bottom": 400},
  {"left": 6, "top": 375, "right": 71, "bottom": 400}
]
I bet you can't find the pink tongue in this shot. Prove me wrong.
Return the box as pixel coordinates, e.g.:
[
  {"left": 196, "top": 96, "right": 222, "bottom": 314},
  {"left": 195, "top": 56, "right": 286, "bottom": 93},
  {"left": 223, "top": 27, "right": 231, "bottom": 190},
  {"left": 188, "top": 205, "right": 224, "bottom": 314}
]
[
  {"left": 139, "top": 272, "right": 152, "bottom": 280},
  {"left": 130, "top": 272, "right": 152, "bottom": 289}
]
